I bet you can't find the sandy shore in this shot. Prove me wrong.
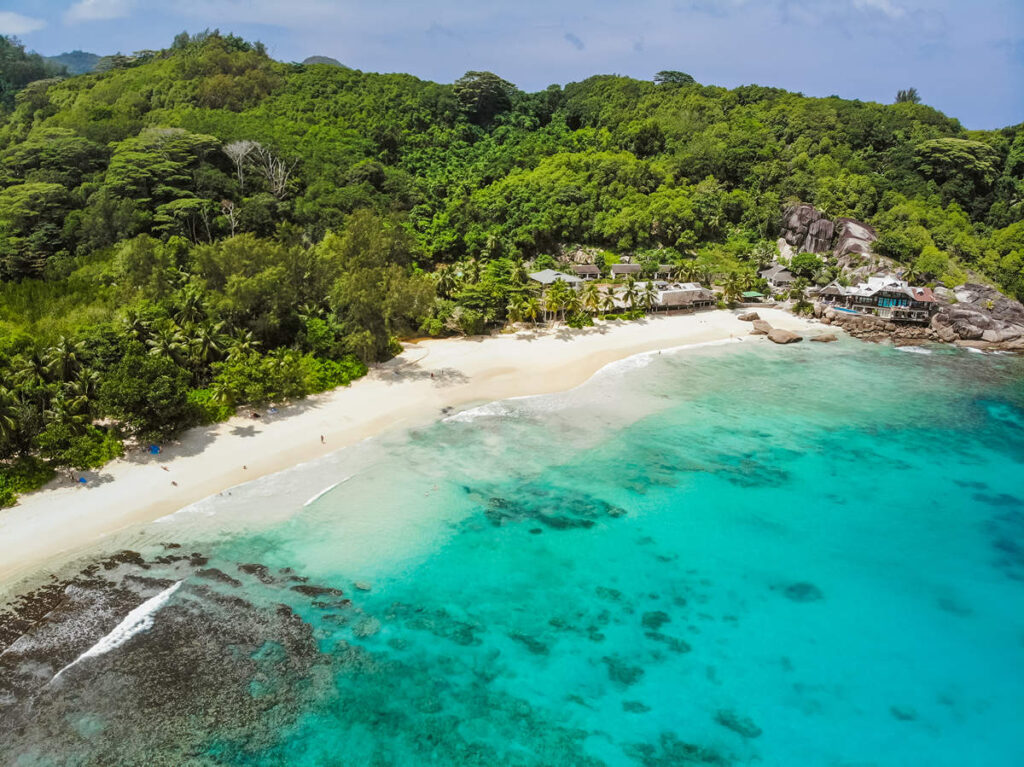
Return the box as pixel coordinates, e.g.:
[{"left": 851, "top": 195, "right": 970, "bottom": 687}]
[{"left": 0, "top": 308, "right": 817, "bottom": 584}]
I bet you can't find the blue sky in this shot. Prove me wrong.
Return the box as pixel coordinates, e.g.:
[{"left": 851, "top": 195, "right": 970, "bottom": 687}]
[{"left": 2, "top": 0, "right": 1021, "bottom": 129}]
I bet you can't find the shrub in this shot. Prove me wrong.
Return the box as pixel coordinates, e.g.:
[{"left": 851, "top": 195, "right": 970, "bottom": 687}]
[
  {"left": 34, "top": 423, "right": 123, "bottom": 471},
  {"left": 300, "top": 354, "right": 367, "bottom": 393},
  {"left": 188, "top": 388, "right": 235, "bottom": 425},
  {"left": 566, "top": 312, "right": 594, "bottom": 328},
  {"left": 0, "top": 456, "right": 56, "bottom": 507}
]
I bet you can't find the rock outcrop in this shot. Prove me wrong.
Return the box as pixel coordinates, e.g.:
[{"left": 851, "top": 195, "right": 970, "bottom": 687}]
[
  {"left": 810, "top": 333, "right": 838, "bottom": 343},
  {"left": 737, "top": 312, "right": 759, "bottom": 321},
  {"left": 767, "top": 328, "right": 802, "bottom": 344},
  {"left": 781, "top": 204, "right": 835, "bottom": 254},
  {"left": 819, "top": 291, "right": 1024, "bottom": 351},
  {"left": 833, "top": 218, "right": 877, "bottom": 258},
  {"left": 750, "top": 320, "right": 772, "bottom": 335}
]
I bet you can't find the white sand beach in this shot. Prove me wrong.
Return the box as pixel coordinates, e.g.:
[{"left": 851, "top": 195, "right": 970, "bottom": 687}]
[{"left": 0, "top": 308, "right": 818, "bottom": 584}]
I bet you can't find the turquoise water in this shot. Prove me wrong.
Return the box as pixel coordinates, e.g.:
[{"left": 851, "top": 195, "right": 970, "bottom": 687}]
[{"left": 3, "top": 339, "right": 1024, "bottom": 766}]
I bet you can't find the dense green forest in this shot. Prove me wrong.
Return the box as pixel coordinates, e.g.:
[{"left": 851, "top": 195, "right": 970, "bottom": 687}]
[{"left": 0, "top": 30, "right": 1021, "bottom": 502}]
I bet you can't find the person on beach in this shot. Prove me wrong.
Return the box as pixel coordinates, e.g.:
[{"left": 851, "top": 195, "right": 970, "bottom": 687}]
[{"left": 320, "top": 435, "right": 325, "bottom": 444}]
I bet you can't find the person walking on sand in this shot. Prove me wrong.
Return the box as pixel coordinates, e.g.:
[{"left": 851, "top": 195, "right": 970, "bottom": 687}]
[{"left": 320, "top": 435, "right": 325, "bottom": 444}]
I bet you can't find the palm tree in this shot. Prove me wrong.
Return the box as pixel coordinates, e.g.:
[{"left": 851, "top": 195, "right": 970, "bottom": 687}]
[
  {"left": 601, "top": 291, "right": 617, "bottom": 315},
  {"left": 790, "top": 277, "right": 812, "bottom": 313},
  {"left": 464, "top": 258, "right": 482, "bottom": 285},
  {"left": 65, "top": 370, "right": 99, "bottom": 417},
  {"left": 895, "top": 87, "right": 921, "bottom": 104},
  {"left": 226, "top": 329, "right": 260, "bottom": 360},
  {"left": 642, "top": 281, "right": 659, "bottom": 314},
  {"left": 723, "top": 273, "right": 744, "bottom": 305},
  {"left": 44, "top": 392, "right": 90, "bottom": 434},
  {"left": 751, "top": 241, "right": 775, "bottom": 271},
  {"left": 902, "top": 264, "right": 921, "bottom": 284},
  {"left": 120, "top": 308, "right": 153, "bottom": 345},
  {"left": 175, "top": 287, "right": 206, "bottom": 326},
  {"left": 511, "top": 260, "right": 529, "bottom": 286},
  {"left": 188, "top": 320, "right": 228, "bottom": 367},
  {"left": 43, "top": 337, "right": 86, "bottom": 382},
  {"left": 523, "top": 296, "right": 541, "bottom": 326},
  {"left": 147, "top": 324, "right": 187, "bottom": 364},
  {"left": 580, "top": 282, "right": 601, "bottom": 316},
  {"left": 13, "top": 352, "right": 50, "bottom": 394},
  {"left": 565, "top": 288, "right": 582, "bottom": 319},
  {"left": 544, "top": 286, "right": 563, "bottom": 324},
  {"left": 435, "top": 265, "right": 460, "bottom": 298},
  {"left": 0, "top": 386, "right": 20, "bottom": 444},
  {"left": 623, "top": 276, "right": 640, "bottom": 312},
  {"left": 506, "top": 295, "right": 526, "bottom": 325},
  {"left": 297, "top": 302, "right": 325, "bottom": 321}
]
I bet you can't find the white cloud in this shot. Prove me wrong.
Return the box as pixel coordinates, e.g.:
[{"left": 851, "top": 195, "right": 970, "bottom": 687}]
[
  {"left": 0, "top": 11, "right": 47, "bottom": 35},
  {"left": 64, "top": 0, "right": 135, "bottom": 24},
  {"left": 852, "top": 0, "right": 906, "bottom": 19}
]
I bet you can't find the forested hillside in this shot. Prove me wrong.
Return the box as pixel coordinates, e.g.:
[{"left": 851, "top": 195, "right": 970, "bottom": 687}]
[{"left": 0, "top": 30, "right": 1021, "bottom": 499}]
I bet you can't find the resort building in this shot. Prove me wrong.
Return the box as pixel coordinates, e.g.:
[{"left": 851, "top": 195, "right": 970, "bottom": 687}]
[
  {"left": 571, "top": 264, "right": 601, "bottom": 280},
  {"left": 759, "top": 263, "right": 796, "bottom": 290},
  {"left": 818, "top": 276, "right": 937, "bottom": 323},
  {"left": 528, "top": 269, "right": 583, "bottom": 288},
  {"left": 610, "top": 263, "right": 642, "bottom": 278},
  {"left": 655, "top": 282, "right": 715, "bottom": 311},
  {"left": 656, "top": 264, "right": 676, "bottom": 280}
]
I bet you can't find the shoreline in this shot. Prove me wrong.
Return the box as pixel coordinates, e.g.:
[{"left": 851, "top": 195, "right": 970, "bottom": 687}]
[{"left": 0, "top": 308, "right": 817, "bottom": 587}]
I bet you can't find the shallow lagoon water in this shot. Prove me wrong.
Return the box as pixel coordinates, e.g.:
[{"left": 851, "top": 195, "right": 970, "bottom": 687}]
[{"left": 2, "top": 339, "right": 1023, "bottom": 766}]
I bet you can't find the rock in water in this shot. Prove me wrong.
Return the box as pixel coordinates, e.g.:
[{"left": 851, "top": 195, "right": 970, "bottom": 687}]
[
  {"left": 810, "top": 333, "right": 838, "bottom": 343},
  {"left": 714, "top": 709, "right": 763, "bottom": 738},
  {"left": 782, "top": 582, "right": 823, "bottom": 602},
  {"left": 738, "top": 312, "right": 759, "bottom": 322},
  {"left": 751, "top": 320, "right": 772, "bottom": 335},
  {"left": 767, "top": 328, "right": 802, "bottom": 344}
]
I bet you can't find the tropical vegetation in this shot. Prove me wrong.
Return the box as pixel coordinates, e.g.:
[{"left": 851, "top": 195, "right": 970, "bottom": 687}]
[{"left": 0, "top": 29, "right": 1020, "bottom": 502}]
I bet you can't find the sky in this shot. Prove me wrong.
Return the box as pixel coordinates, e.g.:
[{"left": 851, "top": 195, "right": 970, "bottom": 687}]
[{"left": 1, "top": 0, "right": 1021, "bottom": 129}]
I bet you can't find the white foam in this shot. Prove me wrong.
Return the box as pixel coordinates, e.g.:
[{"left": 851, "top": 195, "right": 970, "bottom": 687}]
[
  {"left": 51, "top": 580, "right": 183, "bottom": 683},
  {"left": 304, "top": 475, "right": 352, "bottom": 506},
  {"left": 966, "top": 347, "right": 985, "bottom": 354},
  {"left": 896, "top": 346, "right": 932, "bottom": 355},
  {"left": 445, "top": 337, "right": 743, "bottom": 423}
]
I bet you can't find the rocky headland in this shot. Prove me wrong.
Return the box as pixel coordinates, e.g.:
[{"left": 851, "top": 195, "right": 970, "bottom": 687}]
[{"left": 779, "top": 204, "right": 1024, "bottom": 352}]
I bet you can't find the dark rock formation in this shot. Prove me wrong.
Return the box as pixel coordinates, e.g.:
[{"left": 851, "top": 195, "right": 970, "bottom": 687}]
[
  {"left": 767, "top": 328, "right": 802, "bottom": 344},
  {"left": 809, "top": 333, "right": 838, "bottom": 343},
  {"left": 714, "top": 709, "right": 763, "bottom": 738},
  {"left": 641, "top": 611, "right": 671, "bottom": 630},
  {"left": 834, "top": 218, "right": 878, "bottom": 258},
  {"left": 782, "top": 204, "right": 835, "bottom": 254},
  {"left": 930, "top": 284, "right": 1024, "bottom": 350},
  {"left": 820, "top": 283, "right": 1024, "bottom": 351},
  {"left": 781, "top": 582, "right": 824, "bottom": 602}
]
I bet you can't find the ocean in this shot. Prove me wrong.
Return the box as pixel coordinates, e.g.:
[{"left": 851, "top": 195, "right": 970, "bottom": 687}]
[{"left": 1, "top": 338, "right": 1023, "bottom": 766}]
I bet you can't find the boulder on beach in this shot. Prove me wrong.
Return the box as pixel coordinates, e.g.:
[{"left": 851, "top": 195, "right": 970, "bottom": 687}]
[
  {"left": 767, "top": 328, "right": 802, "bottom": 344},
  {"left": 810, "top": 333, "right": 838, "bottom": 343},
  {"left": 737, "top": 312, "right": 759, "bottom": 322},
  {"left": 750, "top": 320, "right": 772, "bottom": 335}
]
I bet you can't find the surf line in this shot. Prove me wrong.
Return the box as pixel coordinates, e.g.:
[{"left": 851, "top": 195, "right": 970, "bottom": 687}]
[
  {"left": 50, "top": 580, "right": 183, "bottom": 684},
  {"left": 304, "top": 475, "right": 352, "bottom": 507}
]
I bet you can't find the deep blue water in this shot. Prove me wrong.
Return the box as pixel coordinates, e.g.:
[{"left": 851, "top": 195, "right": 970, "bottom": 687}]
[{"left": 3, "top": 339, "right": 1024, "bottom": 766}]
